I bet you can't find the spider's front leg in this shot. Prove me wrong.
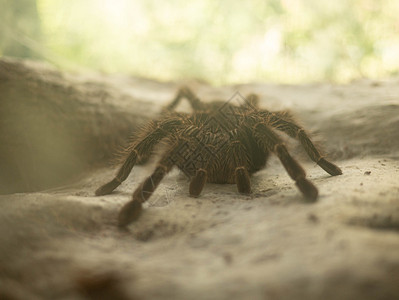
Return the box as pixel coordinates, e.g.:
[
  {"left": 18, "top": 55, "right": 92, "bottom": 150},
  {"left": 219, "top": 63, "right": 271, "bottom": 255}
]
[
  {"left": 252, "top": 122, "right": 318, "bottom": 201},
  {"left": 118, "top": 146, "right": 177, "bottom": 227},
  {"left": 95, "top": 117, "right": 182, "bottom": 196},
  {"left": 267, "top": 111, "right": 342, "bottom": 176}
]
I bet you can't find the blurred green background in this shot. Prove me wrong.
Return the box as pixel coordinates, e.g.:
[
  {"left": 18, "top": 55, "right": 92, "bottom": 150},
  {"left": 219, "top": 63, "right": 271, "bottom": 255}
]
[{"left": 1, "top": 0, "right": 399, "bottom": 84}]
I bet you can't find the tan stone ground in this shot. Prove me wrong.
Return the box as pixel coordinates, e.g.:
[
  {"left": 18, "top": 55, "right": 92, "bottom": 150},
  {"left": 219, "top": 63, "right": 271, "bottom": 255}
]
[{"left": 1, "top": 60, "right": 398, "bottom": 299}]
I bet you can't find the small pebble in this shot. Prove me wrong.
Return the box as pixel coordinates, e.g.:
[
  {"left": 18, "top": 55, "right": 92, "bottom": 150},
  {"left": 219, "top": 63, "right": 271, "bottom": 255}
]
[
  {"left": 364, "top": 171, "right": 371, "bottom": 175},
  {"left": 307, "top": 213, "right": 319, "bottom": 223}
]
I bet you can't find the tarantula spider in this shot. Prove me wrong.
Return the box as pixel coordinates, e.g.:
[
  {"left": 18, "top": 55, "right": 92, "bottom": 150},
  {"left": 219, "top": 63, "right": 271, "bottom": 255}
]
[{"left": 96, "top": 87, "right": 342, "bottom": 227}]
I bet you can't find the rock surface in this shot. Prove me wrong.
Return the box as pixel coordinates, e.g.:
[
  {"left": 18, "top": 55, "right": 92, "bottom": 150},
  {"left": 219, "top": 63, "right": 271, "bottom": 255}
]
[
  {"left": 0, "top": 59, "right": 398, "bottom": 300},
  {"left": 0, "top": 58, "right": 162, "bottom": 194}
]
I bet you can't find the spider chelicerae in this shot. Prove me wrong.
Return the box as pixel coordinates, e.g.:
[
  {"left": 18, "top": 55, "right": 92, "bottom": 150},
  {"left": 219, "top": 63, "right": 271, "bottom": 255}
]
[{"left": 95, "top": 87, "right": 342, "bottom": 227}]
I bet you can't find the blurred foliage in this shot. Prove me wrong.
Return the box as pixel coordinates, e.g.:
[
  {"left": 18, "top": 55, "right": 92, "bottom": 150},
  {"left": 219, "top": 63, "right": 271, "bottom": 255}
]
[
  {"left": 1, "top": 0, "right": 399, "bottom": 84},
  {"left": 0, "top": 0, "right": 42, "bottom": 58}
]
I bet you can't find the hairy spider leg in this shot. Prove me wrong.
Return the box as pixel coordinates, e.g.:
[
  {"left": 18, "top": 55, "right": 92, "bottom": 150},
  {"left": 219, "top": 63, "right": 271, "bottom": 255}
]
[
  {"left": 260, "top": 111, "right": 342, "bottom": 176},
  {"left": 166, "top": 86, "right": 203, "bottom": 112},
  {"left": 226, "top": 129, "right": 252, "bottom": 194},
  {"left": 252, "top": 121, "right": 318, "bottom": 201},
  {"left": 243, "top": 93, "right": 260, "bottom": 109},
  {"left": 118, "top": 150, "right": 176, "bottom": 227},
  {"left": 95, "top": 118, "right": 183, "bottom": 196}
]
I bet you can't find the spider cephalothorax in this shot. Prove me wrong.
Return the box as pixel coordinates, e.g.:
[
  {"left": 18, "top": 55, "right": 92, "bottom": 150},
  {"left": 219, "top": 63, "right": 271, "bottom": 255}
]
[{"left": 95, "top": 87, "right": 342, "bottom": 227}]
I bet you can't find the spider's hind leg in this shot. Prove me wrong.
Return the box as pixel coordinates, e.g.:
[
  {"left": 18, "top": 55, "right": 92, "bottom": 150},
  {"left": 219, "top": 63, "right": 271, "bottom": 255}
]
[
  {"left": 244, "top": 93, "right": 260, "bottom": 109},
  {"left": 165, "top": 86, "right": 203, "bottom": 112}
]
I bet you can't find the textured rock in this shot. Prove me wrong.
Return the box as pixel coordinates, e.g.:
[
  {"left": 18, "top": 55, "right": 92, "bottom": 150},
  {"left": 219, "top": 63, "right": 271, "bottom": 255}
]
[
  {"left": 1, "top": 60, "right": 399, "bottom": 299},
  {"left": 0, "top": 58, "right": 159, "bottom": 194}
]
